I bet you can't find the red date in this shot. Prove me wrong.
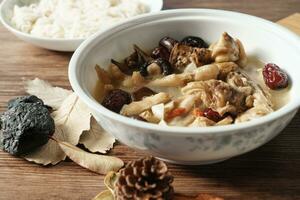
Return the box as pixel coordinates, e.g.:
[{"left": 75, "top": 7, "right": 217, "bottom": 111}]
[
  {"left": 203, "top": 108, "right": 222, "bottom": 122},
  {"left": 263, "top": 63, "right": 289, "bottom": 90}
]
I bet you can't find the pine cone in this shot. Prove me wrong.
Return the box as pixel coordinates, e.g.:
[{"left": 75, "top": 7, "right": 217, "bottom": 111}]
[{"left": 115, "top": 156, "right": 174, "bottom": 200}]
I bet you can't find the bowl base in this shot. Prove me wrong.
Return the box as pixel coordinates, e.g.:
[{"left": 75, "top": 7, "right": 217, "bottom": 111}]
[{"left": 156, "top": 157, "right": 231, "bottom": 165}]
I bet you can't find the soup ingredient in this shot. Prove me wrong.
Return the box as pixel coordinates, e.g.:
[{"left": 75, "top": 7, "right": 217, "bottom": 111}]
[
  {"left": 151, "top": 46, "right": 170, "bottom": 61},
  {"left": 111, "top": 44, "right": 152, "bottom": 75},
  {"left": 55, "top": 139, "right": 123, "bottom": 174},
  {"left": 182, "top": 80, "right": 248, "bottom": 116},
  {"left": 0, "top": 96, "right": 55, "bottom": 155},
  {"left": 263, "top": 63, "right": 289, "bottom": 90},
  {"left": 159, "top": 36, "right": 179, "bottom": 52},
  {"left": 121, "top": 93, "right": 171, "bottom": 116},
  {"left": 170, "top": 44, "right": 212, "bottom": 70},
  {"left": 95, "top": 33, "right": 288, "bottom": 127},
  {"left": 11, "top": 0, "right": 148, "bottom": 39},
  {"left": 181, "top": 36, "right": 208, "bottom": 48},
  {"left": 209, "top": 32, "right": 248, "bottom": 68},
  {"left": 102, "top": 89, "right": 132, "bottom": 113},
  {"left": 167, "top": 108, "right": 187, "bottom": 120},
  {"left": 203, "top": 108, "right": 223, "bottom": 122},
  {"left": 115, "top": 156, "right": 174, "bottom": 200},
  {"left": 132, "top": 87, "right": 156, "bottom": 101},
  {"left": 140, "top": 58, "right": 173, "bottom": 77}
]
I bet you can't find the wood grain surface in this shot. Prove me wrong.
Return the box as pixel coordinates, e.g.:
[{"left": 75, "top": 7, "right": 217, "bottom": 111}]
[{"left": 0, "top": 1, "right": 300, "bottom": 200}]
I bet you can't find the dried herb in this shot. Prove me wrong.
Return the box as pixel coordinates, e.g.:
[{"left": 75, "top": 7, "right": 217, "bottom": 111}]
[
  {"left": 24, "top": 79, "right": 116, "bottom": 166},
  {"left": 23, "top": 93, "right": 91, "bottom": 165},
  {"left": 92, "top": 190, "right": 114, "bottom": 200},
  {"left": 79, "top": 118, "right": 115, "bottom": 153},
  {"left": 25, "top": 78, "right": 72, "bottom": 110},
  {"left": 0, "top": 95, "right": 55, "bottom": 155},
  {"left": 24, "top": 126, "right": 67, "bottom": 165},
  {"left": 55, "top": 139, "right": 123, "bottom": 174}
]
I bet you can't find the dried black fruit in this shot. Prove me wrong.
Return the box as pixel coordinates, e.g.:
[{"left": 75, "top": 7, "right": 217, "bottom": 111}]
[
  {"left": 102, "top": 89, "right": 132, "bottom": 113},
  {"left": 159, "top": 36, "right": 179, "bottom": 52},
  {"left": 132, "top": 87, "right": 157, "bottom": 101},
  {"left": 0, "top": 95, "right": 55, "bottom": 156},
  {"left": 181, "top": 36, "right": 208, "bottom": 48},
  {"left": 151, "top": 46, "right": 170, "bottom": 61}
]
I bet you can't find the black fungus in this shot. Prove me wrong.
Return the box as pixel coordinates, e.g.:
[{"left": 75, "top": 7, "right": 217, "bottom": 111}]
[
  {"left": 0, "top": 95, "right": 55, "bottom": 156},
  {"left": 159, "top": 37, "right": 178, "bottom": 52},
  {"left": 181, "top": 36, "right": 208, "bottom": 48},
  {"left": 102, "top": 89, "right": 132, "bottom": 113}
]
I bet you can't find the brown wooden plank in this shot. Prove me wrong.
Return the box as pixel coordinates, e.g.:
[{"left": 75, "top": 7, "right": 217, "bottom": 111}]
[
  {"left": 278, "top": 13, "right": 300, "bottom": 35},
  {"left": 0, "top": 1, "right": 300, "bottom": 200}
]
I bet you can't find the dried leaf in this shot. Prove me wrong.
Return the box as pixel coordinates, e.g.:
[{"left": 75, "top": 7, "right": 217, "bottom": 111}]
[
  {"left": 80, "top": 118, "right": 115, "bottom": 153},
  {"left": 104, "top": 171, "right": 119, "bottom": 197},
  {"left": 92, "top": 190, "right": 114, "bottom": 200},
  {"left": 25, "top": 78, "right": 72, "bottom": 110},
  {"left": 24, "top": 93, "right": 91, "bottom": 165},
  {"left": 52, "top": 93, "right": 91, "bottom": 145},
  {"left": 24, "top": 127, "right": 67, "bottom": 165},
  {"left": 92, "top": 172, "right": 119, "bottom": 200},
  {"left": 57, "top": 140, "right": 124, "bottom": 174}
]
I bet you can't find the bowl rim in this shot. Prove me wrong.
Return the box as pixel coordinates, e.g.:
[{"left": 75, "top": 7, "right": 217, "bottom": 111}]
[
  {"left": 69, "top": 8, "right": 300, "bottom": 135},
  {"left": 0, "top": 0, "right": 163, "bottom": 41}
]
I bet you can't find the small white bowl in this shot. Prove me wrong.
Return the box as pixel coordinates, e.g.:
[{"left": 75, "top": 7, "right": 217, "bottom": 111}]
[
  {"left": 0, "top": 0, "right": 163, "bottom": 52},
  {"left": 69, "top": 9, "right": 300, "bottom": 165}
]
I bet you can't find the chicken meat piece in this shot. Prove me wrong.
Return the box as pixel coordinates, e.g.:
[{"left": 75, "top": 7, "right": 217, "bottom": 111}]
[
  {"left": 189, "top": 116, "right": 216, "bottom": 127},
  {"left": 210, "top": 32, "right": 247, "bottom": 67},
  {"left": 194, "top": 64, "right": 220, "bottom": 81},
  {"left": 121, "top": 92, "right": 171, "bottom": 116},
  {"left": 147, "top": 73, "right": 194, "bottom": 87},
  {"left": 121, "top": 71, "right": 146, "bottom": 88},
  {"left": 169, "top": 44, "right": 212, "bottom": 71},
  {"left": 235, "top": 80, "right": 274, "bottom": 123},
  {"left": 215, "top": 62, "right": 238, "bottom": 80},
  {"left": 168, "top": 114, "right": 196, "bottom": 127},
  {"left": 236, "top": 39, "right": 248, "bottom": 67},
  {"left": 215, "top": 116, "right": 233, "bottom": 126},
  {"left": 182, "top": 80, "right": 248, "bottom": 115},
  {"left": 226, "top": 71, "right": 254, "bottom": 96}
]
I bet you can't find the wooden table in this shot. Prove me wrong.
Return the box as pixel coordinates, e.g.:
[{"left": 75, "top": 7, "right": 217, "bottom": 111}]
[{"left": 1, "top": 1, "right": 300, "bottom": 199}]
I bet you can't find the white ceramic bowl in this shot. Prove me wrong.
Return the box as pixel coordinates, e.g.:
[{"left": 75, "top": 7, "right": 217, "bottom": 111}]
[
  {"left": 69, "top": 9, "right": 300, "bottom": 165},
  {"left": 0, "top": 0, "right": 163, "bottom": 52}
]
